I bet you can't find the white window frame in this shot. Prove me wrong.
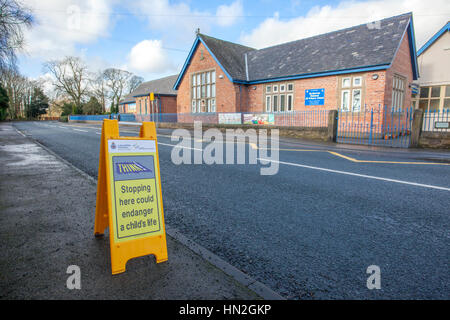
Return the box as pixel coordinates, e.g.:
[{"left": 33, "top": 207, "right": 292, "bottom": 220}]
[
  {"left": 342, "top": 77, "right": 351, "bottom": 88},
  {"left": 280, "top": 94, "right": 286, "bottom": 112},
  {"left": 287, "top": 94, "right": 293, "bottom": 111},
  {"left": 280, "top": 84, "right": 286, "bottom": 93},
  {"left": 273, "top": 85, "right": 278, "bottom": 93},
  {"left": 287, "top": 83, "right": 294, "bottom": 92},
  {"left": 266, "top": 95, "right": 271, "bottom": 112},
  {"left": 273, "top": 95, "right": 279, "bottom": 112},
  {"left": 352, "top": 89, "right": 361, "bottom": 112},
  {"left": 341, "top": 90, "right": 350, "bottom": 112},
  {"left": 392, "top": 75, "right": 405, "bottom": 112},
  {"left": 191, "top": 70, "right": 216, "bottom": 113},
  {"left": 266, "top": 85, "right": 271, "bottom": 93},
  {"left": 353, "top": 77, "right": 362, "bottom": 87}
]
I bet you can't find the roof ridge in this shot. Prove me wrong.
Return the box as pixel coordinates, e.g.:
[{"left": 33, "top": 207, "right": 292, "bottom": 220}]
[
  {"left": 140, "top": 74, "right": 179, "bottom": 85},
  {"left": 198, "top": 33, "right": 256, "bottom": 51},
  {"left": 252, "top": 12, "right": 412, "bottom": 52}
]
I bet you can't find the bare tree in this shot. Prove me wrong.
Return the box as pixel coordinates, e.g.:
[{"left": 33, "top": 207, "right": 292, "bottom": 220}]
[
  {"left": 128, "top": 75, "right": 144, "bottom": 94},
  {"left": 43, "top": 56, "right": 90, "bottom": 113},
  {"left": 102, "top": 68, "right": 134, "bottom": 113},
  {"left": 89, "top": 72, "right": 108, "bottom": 113},
  {"left": 0, "top": 0, "right": 34, "bottom": 72},
  {"left": 0, "top": 67, "right": 30, "bottom": 118}
]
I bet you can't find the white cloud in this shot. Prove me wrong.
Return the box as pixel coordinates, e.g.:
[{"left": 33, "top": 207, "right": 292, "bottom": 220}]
[
  {"left": 132, "top": 0, "right": 244, "bottom": 44},
  {"left": 126, "top": 40, "right": 176, "bottom": 74},
  {"left": 216, "top": 0, "right": 244, "bottom": 27},
  {"left": 21, "top": 0, "right": 116, "bottom": 60},
  {"left": 240, "top": 0, "right": 450, "bottom": 49}
]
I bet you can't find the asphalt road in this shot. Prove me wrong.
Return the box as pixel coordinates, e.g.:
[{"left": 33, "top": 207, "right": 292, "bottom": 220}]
[{"left": 13, "top": 121, "right": 450, "bottom": 299}]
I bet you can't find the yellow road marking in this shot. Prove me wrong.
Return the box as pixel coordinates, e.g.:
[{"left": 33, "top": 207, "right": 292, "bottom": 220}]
[
  {"left": 74, "top": 122, "right": 448, "bottom": 166},
  {"left": 328, "top": 151, "right": 450, "bottom": 165}
]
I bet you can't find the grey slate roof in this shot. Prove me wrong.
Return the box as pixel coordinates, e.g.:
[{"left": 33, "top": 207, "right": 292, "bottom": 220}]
[
  {"left": 132, "top": 74, "right": 178, "bottom": 97},
  {"left": 120, "top": 93, "right": 135, "bottom": 104},
  {"left": 198, "top": 34, "right": 255, "bottom": 81},
  {"left": 196, "top": 13, "right": 412, "bottom": 82}
]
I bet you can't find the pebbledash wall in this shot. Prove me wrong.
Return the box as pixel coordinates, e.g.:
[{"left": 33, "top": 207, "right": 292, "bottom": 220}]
[{"left": 176, "top": 31, "right": 414, "bottom": 118}]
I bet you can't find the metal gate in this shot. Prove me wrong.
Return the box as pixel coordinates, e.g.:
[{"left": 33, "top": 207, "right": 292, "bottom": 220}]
[{"left": 337, "top": 106, "right": 414, "bottom": 148}]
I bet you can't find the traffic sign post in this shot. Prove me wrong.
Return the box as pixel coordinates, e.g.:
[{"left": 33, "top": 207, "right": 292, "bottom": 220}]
[{"left": 94, "top": 119, "right": 168, "bottom": 274}]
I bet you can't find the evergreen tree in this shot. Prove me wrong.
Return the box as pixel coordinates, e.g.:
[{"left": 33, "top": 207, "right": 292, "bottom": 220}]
[
  {"left": 27, "top": 87, "right": 48, "bottom": 119},
  {"left": 0, "top": 84, "right": 9, "bottom": 120}
]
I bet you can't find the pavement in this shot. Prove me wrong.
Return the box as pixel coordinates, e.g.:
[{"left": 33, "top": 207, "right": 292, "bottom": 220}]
[
  {"left": 6, "top": 121, "right": 450, "bottom": 300},
  {"left": 0, "top": 122, "right": 283, "bottom": 300}
]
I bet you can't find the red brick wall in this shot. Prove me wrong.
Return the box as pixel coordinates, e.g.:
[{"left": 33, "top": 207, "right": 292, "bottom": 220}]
[
  {"left": 132, "top": 95, "right": 177, "bottom": 114},
  {"left": 160, "top": 96, "right": 177, "bottom": 113},
  {"left": 244, "top": 71, "right": 387, "bottom": 112},
  {"left": 384, "top": 32, "right": 414, "bottom": 110}
]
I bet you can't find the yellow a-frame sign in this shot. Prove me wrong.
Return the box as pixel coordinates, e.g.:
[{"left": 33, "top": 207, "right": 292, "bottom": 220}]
[{"left": 94, "top": 119, "right": 168, "bottom": 274}]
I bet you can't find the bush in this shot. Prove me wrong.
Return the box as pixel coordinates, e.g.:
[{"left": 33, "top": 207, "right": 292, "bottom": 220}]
[{"left": 59, "top": 115, "right": 68, "bottom": 122}]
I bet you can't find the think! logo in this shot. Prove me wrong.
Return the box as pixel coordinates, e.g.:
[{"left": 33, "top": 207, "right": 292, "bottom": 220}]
[{"left": 116, "top": 161, "right": 152, "bottom": 174}]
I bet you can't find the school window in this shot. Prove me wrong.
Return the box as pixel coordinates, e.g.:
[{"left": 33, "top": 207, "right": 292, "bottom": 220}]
[
  {"left": 352, "top": 89, "right": 361, "bottom": 112},
  {"left": 266, "top": 96, "right": 271, "bottom": 112},
  {"left": 340, "top": 75, "right": 363, "bottom": 112},
  {"left": 341, "top": 90, "right": 350, "bottom": 112},
  {"left": 145, "top": 99, "right": 148, "bottom": 114},
  {"left": 287, "top": 94, "right": 293, "bottom": 111},
  {"left": 392, "top": 75, "right": 405, "bottom": 112},
  {"left": 418, "top": 85, "right": 450, "bottom": 113},
  {"left": 342, "top": 77, "right": 351, "bottom": 88},
  {"left": 280, "top": 95, "right": 286, "bottom": 111},
  {"left": 273, "top": 95, "right": 278, "bottom": 112},
  {"left": 265, "top": 82, "right": 294, "bottom": 112},
  {"left": 191, "top": 70, "right": 216, "bottom": 113}
]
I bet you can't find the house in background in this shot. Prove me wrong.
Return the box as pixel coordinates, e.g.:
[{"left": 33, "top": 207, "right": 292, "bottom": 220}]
[
  {"left": 413, "top": 22, "right": 450, "bottom": 113},
  {"left": 174, "top": 12, "right": 419, "bottom": 119},
  {"left": 119, "top": 74, "right": 178, "bottom": 116}
]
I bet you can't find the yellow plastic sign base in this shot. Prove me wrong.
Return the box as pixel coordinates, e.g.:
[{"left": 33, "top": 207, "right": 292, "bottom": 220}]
[{"left": 94, "top": 119, "right": 168, "bottom": 275}]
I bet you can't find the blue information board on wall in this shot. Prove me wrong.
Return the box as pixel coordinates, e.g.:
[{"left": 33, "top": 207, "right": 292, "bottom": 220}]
[{"left": 305, "top": 89, "right": 325, "bottom": 106}]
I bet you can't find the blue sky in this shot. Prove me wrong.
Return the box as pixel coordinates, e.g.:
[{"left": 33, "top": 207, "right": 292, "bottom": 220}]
[{"left": 18, "top": 0, "right": 450, "bottom": 84}]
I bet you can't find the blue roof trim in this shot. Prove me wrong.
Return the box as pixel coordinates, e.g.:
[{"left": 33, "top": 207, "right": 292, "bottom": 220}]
[
  {"left": 119, "top": 100, "right": 135, "bottom": 105},
  {"left": 197, "top": 37, "right": 234, "bottom": 83},
  {"left": 173, "top": 37, "right": 200, "bottom": 90},
  {"left": 407, "top": 16, "right": 420, "bottom": 80},
  {"left": 230, "top": 64, "right": 391, "bottom": 85},
  {"left": 173, "top": 36, "right": 235, "bottom": 90},
  {"left": 133, "top": 93, "right": 177, "bottom": 98},
  {"left": 390, "top": 15, "right": 419, "bottom": 81},
  {"left": 417, "top": 21, "right": 450, "bottom": 56}
]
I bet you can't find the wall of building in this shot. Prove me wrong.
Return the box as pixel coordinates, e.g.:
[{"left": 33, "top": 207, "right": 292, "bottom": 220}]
[
  {"left": 243, "top": 70, "right": 387, "bottom": 113},
  {"left": 176, "top": 41, "right": 240, "bottom": 113},
  {"left": 384, "top": 31, "right": 414, "bottom": 110},
  {"left": 417, "top": 32, "right": 450, "bottom": 86}
]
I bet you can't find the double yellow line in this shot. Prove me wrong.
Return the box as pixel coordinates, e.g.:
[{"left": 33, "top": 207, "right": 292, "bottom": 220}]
[{"left": 249, "top": 143, "right": 450, "bottom": 166}]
